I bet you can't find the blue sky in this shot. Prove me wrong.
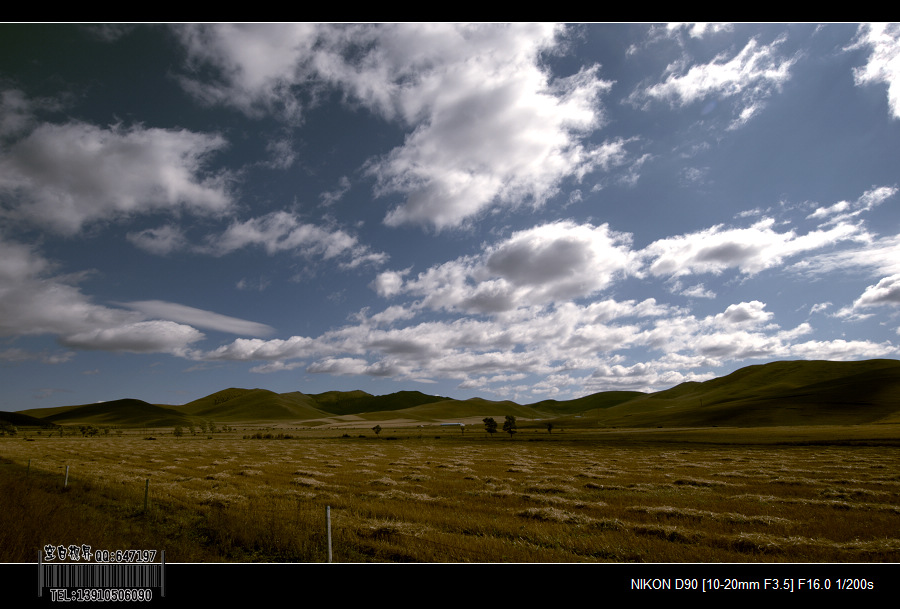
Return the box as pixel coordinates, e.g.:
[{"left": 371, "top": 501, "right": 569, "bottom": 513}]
[{"left": 1, "top": 23, "right": 899, "bottom": 411}]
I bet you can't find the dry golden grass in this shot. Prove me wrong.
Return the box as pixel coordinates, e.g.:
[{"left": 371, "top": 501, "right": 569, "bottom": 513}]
[{"left": 1, "top": 426, "right": 899, "bottom": 563}]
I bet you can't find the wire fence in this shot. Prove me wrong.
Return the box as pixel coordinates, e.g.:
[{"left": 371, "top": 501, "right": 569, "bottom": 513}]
[{"left": 2, "top": 456, "right": 506, "bottom": 563}]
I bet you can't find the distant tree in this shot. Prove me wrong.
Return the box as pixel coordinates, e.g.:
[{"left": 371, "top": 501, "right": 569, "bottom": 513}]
[
  {"left": 483, "top": 417, "right": 497, "bottom": 438},
  {"left": 503, "top": 415, "right": 517, "bottom": 439},
  {"left": 372, "top": 424, "right": 382, "bottom": 436},
  {"left": 173, "top": 426, "right": 183, "bottom": 437},
  {"left": 546, "top": 422, "right": 554, "bottom": 434}
]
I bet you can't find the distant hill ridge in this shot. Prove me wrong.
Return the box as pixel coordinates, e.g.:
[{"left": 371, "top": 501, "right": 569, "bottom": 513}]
[{"left": 9, "top": 359, "right": 900, "bottom": 429}]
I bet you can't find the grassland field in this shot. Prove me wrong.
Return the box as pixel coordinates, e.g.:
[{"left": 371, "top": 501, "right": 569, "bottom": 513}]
[{"left": 2, "top": 422, "right": 900, "bottom": 566}]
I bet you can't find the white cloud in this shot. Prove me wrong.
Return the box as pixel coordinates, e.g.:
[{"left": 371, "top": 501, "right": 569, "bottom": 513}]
[
  {"left": 786, "top": 338, "right": 897, "bottom": 361},
  {"left": 666, "top": 23, "right": 734, "bottom": 39},
  {"left": 850, "top": 23, "right": 900, "bottom": 119},
  {"left": 202, "top": 210, "right": 385, "bottom": 269},
  {"left": 806, "top": 186, "right": 897, "bottom": 224},
  {"left": 59, "top": 321, "right": 204, "bottom": 355},
  {"left": 174, "top": 23, "right": 617, "bottom": 230},
  {"left": 199, "top": 335, "right": 323, "bottom": 362},
  {"left": 189, "top": 287, "right": 899, "bottom": 397},
  {"left": 319, "top": 176, "right": 351, "bottom": 206},
  {"left": 0, "top": 237, "right": 137, "bottom": 339},
  {"left": 370, "top": 52, "right": 616, "bottom": 228},
  {"left": 791, "top": 233, "right": 900, "bottom": 278},
  {"left": 853, "top": 274, "right": 900, "bottom": 307},
  {"left": 641, "top": 217, "right": 864, "bottom": 277},
  {"left": 633, "top": 36, "right": 795, "bottom": 128},
  {"left": 120, "top": 300, "right": 275, "bottom": 337},
  {"left": 809, "top": 302, "right": 831, "bottom": 315},
  {"left": 680, "top": 283, "right": 717, "bottom": 299},
  {"left": 0, "top": 236, "right": 210, "bottom": 356},
  {"left": 0, "top": 122, "right": 232, "bottom": 234},
  {"left": 175, "top": 23, "right": 319, "bottom": 122},
  {"left": 371, "top": 268, "right": 409, "bottom": 298},
  {"left": 838, "top": 274, "right": 900, "bottom": 319},
  {"left": 710, "top": 301, "right": 774, "bottom": 327},
  {"left": 384, "top": 221, "right": 635, "bottom": 314},
  {"left": 127, "top": 225, "right": 189, "bottom": 255}
]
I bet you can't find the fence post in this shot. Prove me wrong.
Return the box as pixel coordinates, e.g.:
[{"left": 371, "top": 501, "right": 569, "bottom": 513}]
[
  {"left": 144, "top": 479, "right": 149, "bottom": 512},
  {"left": 27, "top": 459, "right": 31, "bottom": 477},
  {"left": 64, "top": 465, "right": 69, "bottom": 487},
  {"left": 326, "top": 506, "right": 332, "bottom": 563}
]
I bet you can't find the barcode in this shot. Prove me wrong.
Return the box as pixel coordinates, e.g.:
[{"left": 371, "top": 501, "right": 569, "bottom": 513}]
[{"left": 41, "top": 564, "right": 163, "bottom": 589}]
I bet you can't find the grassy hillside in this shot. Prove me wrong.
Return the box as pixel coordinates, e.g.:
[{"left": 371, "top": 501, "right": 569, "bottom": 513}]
[
  {"left": 310, "top": 390, "right": 450, "bottom": 416},
  {"left": 173, "top": 388, "right": 328, "bottom": 422},
  {"left": 0, "top": 411, "right": 55, "bottom": 429},
  {"left": 13, "top": 359, "right": 900, "bottom": 429},
  {"left": 594, "top": 359, "right": 900, "bottom": 428},
  {"left": 393, "top": 397, "right": 545, "bottom": 421},
  {"left": 38, "top": 399, "right": 195, "bottom": 427},
  {"left": 529, "top": 391, "right": 645, "bottom": 415}
]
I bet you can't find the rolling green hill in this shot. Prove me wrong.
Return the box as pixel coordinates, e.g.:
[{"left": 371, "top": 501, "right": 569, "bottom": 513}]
[
  {"left": 529, "top": 391, "right": 646, "bottom": 415},
  {"left": 13, "top": 359, "right": 900, "bottom": 429},
  {"left": 591, "top": 359, "right": 900, "bottom": 428},
  {"left": 172, "top": 388, "right": 328, "bottom": 422},
  {"left": 0, "top": 410, "right": 56, "bottom": 429},
  {"left": 38, "top": 399, "right": 195, "bottom": 427},
  {"left": 392, "top": 397, "right": 543, "bottom": 421},
  {"left": 310, "top": 390, "right": 450, "bottom": 416}
]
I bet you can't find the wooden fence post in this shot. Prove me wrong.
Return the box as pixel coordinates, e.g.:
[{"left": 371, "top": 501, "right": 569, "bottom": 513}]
[
  {"left": 64, "top": 465, "right": 69, "bottom": 487},
  {"left": 326, "top": 506, "right": 332, "bottom": 563}
]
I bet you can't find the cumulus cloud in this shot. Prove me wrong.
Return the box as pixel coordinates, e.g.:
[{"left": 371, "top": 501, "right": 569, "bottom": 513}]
[
  {"left": 0, "top": 122, "right": 232, "bottom": 234},
  {"left": 850, "top": 23, "right": 900, "bottom": 119},
  {"left": 371, "top": 268, "right": 410, "bottom": 298},
  {"left": 306, "top": 357, "right": 402, "bottom": 377},
  {"left": 199, "top": 335, "right": 323, "bottom": 362},
  {"left": 710, "top": 300, "right": 774, "bottom": 327},
  {"left": 380, "top": 221, "right": 635, "bottom": 314},
  {"left": 188, "top": 285, "right": 898, "bottom": 396},
  {"left": 175, "top": 23, "right": 319, "bottom": 122},
  {"left": 59, "top": 320, "right": 204, "bottom": 355},
  {"left": 632, "top": 35, "right": 795, "bottom": 128},
  {"left": 369, "top": 54, "right": 616, "bottom": 229},
  {"left": 838, "top": 274, "right": 900, "bottom": 319},
  {"left": 853, "top": 274, "right": 900, "bottom": 307},
  {"left": 173, "top": 23, "right": 618, "bottom": 230},
  {"left": 641, "top": 217, "right": 864, "bottom": 277}
]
